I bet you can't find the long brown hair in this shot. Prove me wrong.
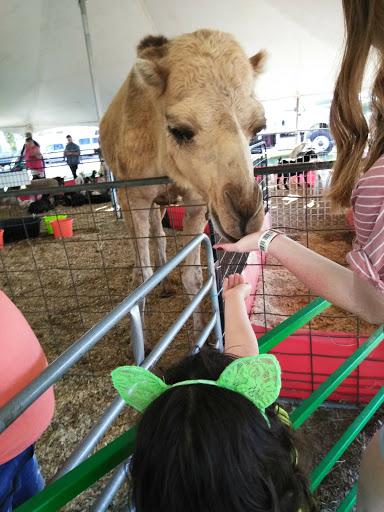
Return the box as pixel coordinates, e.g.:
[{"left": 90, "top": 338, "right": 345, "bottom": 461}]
[{"left": 327, "top": 0, "right": 384, "bottom": 210}]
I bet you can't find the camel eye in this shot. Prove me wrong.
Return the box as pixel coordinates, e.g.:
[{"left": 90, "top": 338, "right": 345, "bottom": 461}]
[{"left": 167, "top": 126, "right": 194, "bottom": 143}]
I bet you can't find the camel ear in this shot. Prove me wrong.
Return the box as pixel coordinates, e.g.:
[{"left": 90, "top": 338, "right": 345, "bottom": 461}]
[
  {"left": 249, "top": 50, "right": 267, "bottom": 76},
  {"left": 135, "top": 58, "right": 168, "bottom": 92}
]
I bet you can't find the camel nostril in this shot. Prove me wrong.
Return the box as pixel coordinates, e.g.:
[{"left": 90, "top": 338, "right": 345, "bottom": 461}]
[
  {"left": 224, "top": 190, "right": 250, "bottom": 236},
  {"left": 245, "top": 205, "right": 264, "bottom": 235},
  {"left": 224, "top": 191, "right": 238, "bottom": 219}
]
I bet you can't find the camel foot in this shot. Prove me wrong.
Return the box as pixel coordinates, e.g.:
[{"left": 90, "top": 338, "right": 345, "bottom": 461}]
[
  {"left": 159, "top": 283, "right": 176, "bottom": 298},
  {"left": 144, "top": 344, "right": 153, "bottom": 358}
]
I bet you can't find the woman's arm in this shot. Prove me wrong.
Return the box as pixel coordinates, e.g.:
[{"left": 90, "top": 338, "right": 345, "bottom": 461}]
[
  {"left": 30, "top": 147, "right": 43, "bottom": 159},
  {"left": 215, "top": 233, "right": 384, "bottom": 325},
  {"left": 222, "top": 273, "right": 259, "bottom": 357}
]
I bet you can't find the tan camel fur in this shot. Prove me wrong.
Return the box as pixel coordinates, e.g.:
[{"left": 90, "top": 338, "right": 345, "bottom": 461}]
[{"left": 100, "top": 29, "right": 266, "bottom": 340}]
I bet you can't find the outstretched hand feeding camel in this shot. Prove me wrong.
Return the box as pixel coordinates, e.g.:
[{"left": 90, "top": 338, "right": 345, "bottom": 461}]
[{"left": 100, "top": 29, "right": 266, "bottom": 341}]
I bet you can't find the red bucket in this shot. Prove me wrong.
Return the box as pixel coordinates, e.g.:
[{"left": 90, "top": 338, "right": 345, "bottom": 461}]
[
  {"left": 0, "top": 229, "right": 4, "bottom": 249},
  {"left": 50, "top": 218, "right": 73, "bottom": 238}
]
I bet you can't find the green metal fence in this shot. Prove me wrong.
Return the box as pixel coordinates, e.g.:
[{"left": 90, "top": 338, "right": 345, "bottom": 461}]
[{"left": 14, "top": 297, "right": 384, "bottom": 511}]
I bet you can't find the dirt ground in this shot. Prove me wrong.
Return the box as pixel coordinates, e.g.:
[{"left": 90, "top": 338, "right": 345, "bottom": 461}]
[{"left": 0, "top": 181, "right": 382, "bottom": 511}]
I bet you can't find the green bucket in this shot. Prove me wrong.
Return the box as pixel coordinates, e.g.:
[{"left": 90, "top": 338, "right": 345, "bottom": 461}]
[{"left": 45, "top": 214, "right": 67, "bottom": 235}]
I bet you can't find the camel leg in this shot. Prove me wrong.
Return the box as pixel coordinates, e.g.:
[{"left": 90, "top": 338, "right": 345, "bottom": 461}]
[
  {"left": 181, "top": 199, "right": 209, "bottom": 337},
  {"left": 118, "top": 188, "right": 155, "bottom": 346},
  {"left": 149, "top": 204, "right": 175, "bottom": 297},
  {"left": 118, "top": 188, "right": 154, "bottom": 286}
]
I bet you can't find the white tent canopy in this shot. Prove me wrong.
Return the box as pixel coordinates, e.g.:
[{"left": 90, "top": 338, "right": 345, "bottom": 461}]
[{"left": 0, "top": 0, "right": 345, "bottom": 132}]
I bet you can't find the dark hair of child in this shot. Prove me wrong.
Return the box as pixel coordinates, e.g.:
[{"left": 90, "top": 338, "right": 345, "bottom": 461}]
[{"left": 129, "top": 348, "right": 317, "bottom": 512}]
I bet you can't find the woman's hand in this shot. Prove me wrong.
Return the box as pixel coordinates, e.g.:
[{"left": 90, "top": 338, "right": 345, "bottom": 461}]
[
  {"left": 30, "top": 149, "right": 42, "bottom": 159},
  {"left": 213, "top": 232, "right": 263, "bottom": 253},
  {"left": 222, "top": 273, "right": 252, "bottom": 301}
]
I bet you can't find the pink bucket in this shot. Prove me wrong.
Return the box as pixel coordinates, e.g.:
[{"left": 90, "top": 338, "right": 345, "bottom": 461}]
[{"left": 49, "top": 218, "right": 73, "bottom": 238}]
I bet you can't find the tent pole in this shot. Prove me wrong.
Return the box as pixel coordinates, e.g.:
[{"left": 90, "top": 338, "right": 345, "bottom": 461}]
[
  {"left": 78, "top": 0, "right": 103, "bottom": 121},
  {"left": 78, "top": 0, "right": 118, "bottom": 215},
  {"left": 295, "top": 94, "right": 301, "bottom": 145}
]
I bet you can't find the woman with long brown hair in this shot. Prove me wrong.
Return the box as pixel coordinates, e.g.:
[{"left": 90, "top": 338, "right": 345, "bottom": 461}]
[
  {"left": 216, "top": 0, "right": 384, "bottom": 327},
  {"left": 216, "top": 2, "right": 384, "bottom": 507}
]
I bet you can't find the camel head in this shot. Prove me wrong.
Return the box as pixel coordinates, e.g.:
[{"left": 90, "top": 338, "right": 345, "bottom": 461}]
[{"left": 135, "top": 30, "right": 266, "bottom": 241}]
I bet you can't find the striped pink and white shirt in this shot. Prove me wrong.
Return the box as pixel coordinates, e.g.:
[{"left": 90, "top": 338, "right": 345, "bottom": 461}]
[{"left": 348, "top": 153, "right": 384, "bottom": 292}]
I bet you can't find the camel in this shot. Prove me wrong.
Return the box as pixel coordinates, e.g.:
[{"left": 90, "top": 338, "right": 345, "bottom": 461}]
[{"left": 100, "top": 29, "right": 266, "bottom": 340}]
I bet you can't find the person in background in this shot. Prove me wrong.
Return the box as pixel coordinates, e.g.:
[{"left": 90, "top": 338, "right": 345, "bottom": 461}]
[
  {"left": 19, "top": 132, "right": 40, "bottom": 157},
  {"left": 94, "top": 137, "right": 103, "bottom": 163},
  {"left": 64, "top": 135, "right": 80, "bottom": 179},
  {"left": 17, "top": 132, "right": 43, "bottom": 168},
  {"left": 0, "top": 291, "right": 55, "bottom": 511},
  {"left": 22, "top": 138, "right": 45, "bottom": 179}
]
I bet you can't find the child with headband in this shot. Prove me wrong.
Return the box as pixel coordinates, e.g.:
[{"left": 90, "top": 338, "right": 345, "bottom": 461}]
[{"left": 112, "top": 274, "right": 316, "bottom": 512}]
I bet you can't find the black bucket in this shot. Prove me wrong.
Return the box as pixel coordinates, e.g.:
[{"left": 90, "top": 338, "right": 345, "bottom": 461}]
[{"left": 0, "top": 217, "right": 42, "bottom": 243}]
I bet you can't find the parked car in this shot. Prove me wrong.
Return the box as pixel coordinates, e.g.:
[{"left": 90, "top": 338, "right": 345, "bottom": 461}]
[
  {"left": 252, "top": 94, "right": 371, "bottom": 155},
  {"left": 78, "top": 136, "right": 99, "bottom": 161},
  {"left": 251, "top": 97, "right": 335, "bottom": 154},
  {"left": 45, "top": 143, "right": 65, "bottom": 165}
]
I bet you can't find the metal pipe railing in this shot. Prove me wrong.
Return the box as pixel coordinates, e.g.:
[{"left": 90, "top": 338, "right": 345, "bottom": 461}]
[
  {"left": 52, "top": 275, "right": 216, "bottom": 481},
  {"left": 0, "top": 176, "right": 173, "bottom": 199},
  {"left": 0, "top": 233, "right": 221, "bottom": 434},
  {"left": 51, "top": 395, "right": 126, "bottom": 482},
  {"left": 91, "top": 461, "right": 130, "bottom": 512},
  {"left": 191, "top": 314, "right": 218, "bottom": 353},
  {"left": 47, "top": 233, "right": 219, "bottom": 483}
]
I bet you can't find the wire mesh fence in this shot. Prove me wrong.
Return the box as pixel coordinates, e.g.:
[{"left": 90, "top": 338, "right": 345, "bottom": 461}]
[
  {"left": 1, "top": 159, "right": 383, "bottom": 512},
  {"left": 240, "top": 160, "right": 383, "bottom": 404},
  {"left": 0, "top": 178, "right": 213, "bottom": 379},
  {"left": 0, "top": 157, "right": 382, "bottom": 402}
]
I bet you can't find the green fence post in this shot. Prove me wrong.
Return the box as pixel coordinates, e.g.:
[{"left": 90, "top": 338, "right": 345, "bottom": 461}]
[
  {"left": 258, "top": 298, "right": 331, "bottom": 354},
  {"left": 336, "top": 483, "right": 357, "bottom": 512},
  {"left": 290, "top": 327, "right": 384, "bottom": 429},
  {"left": 310, "top": 386, "right": 384, "bottom": 492},
  {"left": 14, "top": 426, "right": 136, "bottom": 512}
]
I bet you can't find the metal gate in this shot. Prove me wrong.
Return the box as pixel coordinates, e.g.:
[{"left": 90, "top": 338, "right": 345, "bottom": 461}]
[{"left": 0, "top": 233, "right": 222, "bottom": 511}]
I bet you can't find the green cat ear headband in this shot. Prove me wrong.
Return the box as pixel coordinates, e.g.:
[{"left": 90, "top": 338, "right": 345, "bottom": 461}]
[{"left": 111, "top": 354, "right": 281, "bottom": 427}]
